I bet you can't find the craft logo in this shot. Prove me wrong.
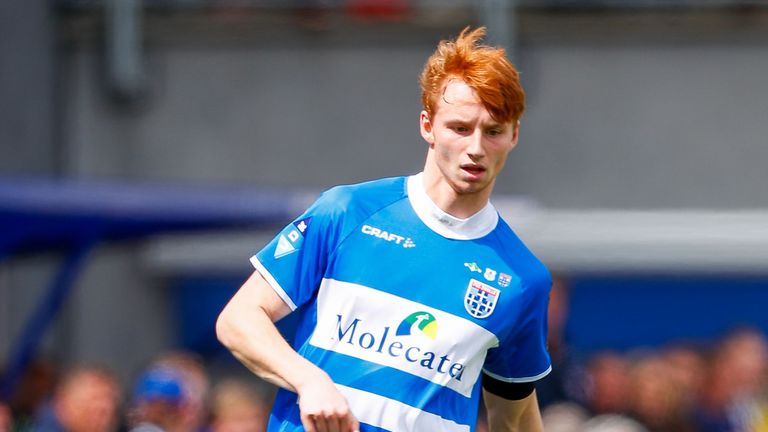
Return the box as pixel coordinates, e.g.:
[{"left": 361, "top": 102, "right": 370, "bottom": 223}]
[
  {"left": 464, "top": 279, "right": 500, "bottom": 319},
  {"left": 274, "top": 217, "right": 312, "bottom": 259},
  {"left": 333, "top": 312, "right": 465, "bottom": 381},
  {"left": 395, "top": 311, "right": 438, "bottom": 340},
  {"left": 361, "top": 225, "right": 416, "bottom": 249}
]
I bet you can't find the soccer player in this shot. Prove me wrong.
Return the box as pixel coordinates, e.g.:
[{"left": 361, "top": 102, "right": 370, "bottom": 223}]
[{"left": 216, "top": 27, "right": 552, "bottom": 432}]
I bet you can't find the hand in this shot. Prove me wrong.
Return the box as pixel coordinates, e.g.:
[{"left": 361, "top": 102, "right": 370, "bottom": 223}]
[{"left": 296, "top": 373, "right": 360, "bottom": 432}]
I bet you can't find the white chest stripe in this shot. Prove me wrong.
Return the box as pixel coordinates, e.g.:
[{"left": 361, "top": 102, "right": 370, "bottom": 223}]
[
  {"left": 309, "top": 279, "right": 499, "bottom": 397},
  {"left": 337, "top": 384, "right": 470, "bottom": 432}
]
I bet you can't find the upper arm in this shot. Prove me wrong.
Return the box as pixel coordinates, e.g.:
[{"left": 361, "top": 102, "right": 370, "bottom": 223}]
[
  {"left": 483, "top": 270, "right": 552, "bottom": 383},
  {"left": 227, "top": 270, "right": 293, "bottom": 322},
  {"left": 217, "top": 190, "right": 346, "bottom": 345},
  {"left": 216, "top": 270, "right": 292, "bottom": 346}
]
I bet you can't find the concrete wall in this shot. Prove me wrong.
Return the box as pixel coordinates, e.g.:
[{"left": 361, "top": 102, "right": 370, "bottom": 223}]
[
  {"left": 507, "top": 40, "right": 768, "bottom": 208},
  {"left": 0, "top": 0, "right": 56, "bottom": 174},
  {"left": 60, "top": 19, "right": 768, "bottom": 209}
]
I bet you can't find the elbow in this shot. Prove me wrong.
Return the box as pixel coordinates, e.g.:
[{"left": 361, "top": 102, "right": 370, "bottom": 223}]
[{"left": 215, "top": 306, "right": 237, "bottom": 351}]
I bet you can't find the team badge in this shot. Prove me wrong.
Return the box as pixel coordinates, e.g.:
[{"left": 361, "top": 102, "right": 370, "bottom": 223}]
[
  {"left": 498, "top": 273, "right": 512, "bottom": 287},
  {"left": 464, "top": 262, "right": 482, "bottom": 273},
  {"left": 484, "top": 268, "right": 497, "bottom": 282},
  {"left": 274, "top": 217, "right": 311, "bottom": 259},
  {"left": 464, "top": 279, "right": 500, "bottom": 319}
]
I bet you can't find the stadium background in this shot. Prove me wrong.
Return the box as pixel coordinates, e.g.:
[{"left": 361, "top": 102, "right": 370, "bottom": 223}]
[{"left": 1, "top": 0, "right": 768, "bottom": 430}]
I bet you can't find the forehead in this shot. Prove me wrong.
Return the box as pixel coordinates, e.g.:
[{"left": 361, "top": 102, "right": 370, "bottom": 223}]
[
  {"left": 439, "top": 79, "right": 480, "bottom": 110},
  {"left": 435, "top": 79, "right": 500, "bottom": 124}
]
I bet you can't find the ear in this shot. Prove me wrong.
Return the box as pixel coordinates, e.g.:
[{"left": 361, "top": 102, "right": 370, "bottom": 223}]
[
  {"left": 419, "top": 110, "right": 435, "bottom": 147},
  {"left": 510, "top": 120, "right": 521, "bottom": 150}
]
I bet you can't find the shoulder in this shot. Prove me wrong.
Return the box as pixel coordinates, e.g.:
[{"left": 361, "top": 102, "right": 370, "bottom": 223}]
[
  {"left": 492, "top": 217, "right": 552, "bottom": 294},
  {"left": 313, "top": 176, "right": 408, "bottom": 218}
]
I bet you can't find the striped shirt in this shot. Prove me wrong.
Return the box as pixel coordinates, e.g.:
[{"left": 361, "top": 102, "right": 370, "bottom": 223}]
[{"left": 253, "top": 174, "right": 551, "bottom": 432}]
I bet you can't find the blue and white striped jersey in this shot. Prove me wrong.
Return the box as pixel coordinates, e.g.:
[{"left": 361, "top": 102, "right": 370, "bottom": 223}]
[{"left": 252, "top": 173, "right": 552, "bottom": 432}]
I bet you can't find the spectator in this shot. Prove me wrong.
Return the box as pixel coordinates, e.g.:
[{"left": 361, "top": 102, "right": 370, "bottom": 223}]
[
  {"left": 9, "top": 358, "right": 58, "bottom": 428},
  {"left": 583, "top": 352, "right": 631, "bottom": 416},
  {"left": 207, "top": 380, "right": 268, "bottom": 432},
  {"left": 665, "top": 345, "right": 706, "bottom": 398},
  {"left": 719, "top": 328, "right": 768, "bottom": 403},
  {"left": 692, "top": 328, "right": 768, "bottom": 432},
  {"left": 30, "top": 365, "right": 122, "bottom": 432},
  {"left": 582, "top": 414, "right": 650, "bottom": 432},
  {"left": 536, "top": 274, "right": 580, "bottom": 408},
  {"left": 128, "top": 367, "right": 186, "bottom": 432},
  {"left": 663, "top": 344, "right": 707, "bottom": 422},
  {"left": 541, "top": 402, "right": 589, "bottom": 432},
  {"left": 626, "top": 353, "right": 689, "bottom": 432},
  {"left": 0, "top": 401, "right": 12, "bottom": 432},
  {"left": 151, "top": 352, "right": 210, "bottom": 432}
]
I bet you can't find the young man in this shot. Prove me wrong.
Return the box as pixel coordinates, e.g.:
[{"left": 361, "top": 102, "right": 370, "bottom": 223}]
[{"left": 217, "top": 27, "right": 552, "bottom": 432}]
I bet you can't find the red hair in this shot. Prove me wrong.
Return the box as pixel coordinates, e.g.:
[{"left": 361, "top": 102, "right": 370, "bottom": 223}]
[{"left": 420, "top": 27, "right": 525, "bottom": 124}]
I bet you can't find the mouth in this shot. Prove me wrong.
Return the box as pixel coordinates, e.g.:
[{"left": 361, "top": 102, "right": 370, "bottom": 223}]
[{"left": 460, "top": 164, "right": 487, "bottom": 177}]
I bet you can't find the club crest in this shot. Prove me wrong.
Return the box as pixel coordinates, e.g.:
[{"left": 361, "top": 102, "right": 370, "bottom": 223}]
[
  {"left": 464, "top": 279, "right": 500, "bottom": 319},
  {"left": 484, "top": 268, "right": 497, "bottom": 282}
]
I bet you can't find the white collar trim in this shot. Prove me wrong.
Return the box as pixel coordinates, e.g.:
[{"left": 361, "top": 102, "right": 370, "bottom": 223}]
[{"left": 406, "top": 173, "right": 498, "bottom": 240}]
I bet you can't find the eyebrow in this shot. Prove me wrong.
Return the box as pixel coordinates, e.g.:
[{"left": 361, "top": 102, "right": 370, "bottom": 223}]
[{"left": 444, "top": 116, "right": 506, "bottom": 128}]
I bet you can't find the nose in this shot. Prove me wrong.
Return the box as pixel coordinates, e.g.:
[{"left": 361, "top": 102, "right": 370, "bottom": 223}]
[{"left": 466, "top": 129, "right": 485, "bottom": 160}]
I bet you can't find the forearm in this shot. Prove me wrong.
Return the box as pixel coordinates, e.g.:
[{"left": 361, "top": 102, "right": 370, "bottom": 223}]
[
  {"left": 484, "top": 389, "right": 543, "bottom": 432},
  {"left": 217, "top": 271, "right": 359, "bottom": 432},
  {"left": 215, "top": 270, "right": 331, "bottom": 393}
]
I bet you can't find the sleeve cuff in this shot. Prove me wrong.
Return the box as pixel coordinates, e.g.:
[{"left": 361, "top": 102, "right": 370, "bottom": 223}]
[
  {"left": 250, "top": 256, "right": 298, "bottom": 311},
  {"left": 482, "top": 364, "right": 552, "bottom": 383},
  {"left": 482, "top": 373, "right": 536, "bottom": 400}
]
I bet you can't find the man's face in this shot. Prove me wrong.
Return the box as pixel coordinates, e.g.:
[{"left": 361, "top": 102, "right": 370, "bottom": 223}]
[
  {"left": 420, "top": 79, "right": 519, "bottom": 196},
  {"left": 56, "top": 373, "right": 120, "bottom": 432}
]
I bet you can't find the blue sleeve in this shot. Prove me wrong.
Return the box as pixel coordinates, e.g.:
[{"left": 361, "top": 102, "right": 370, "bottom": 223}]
[
  {"left": 483, "top": 272, "right": 552, "bottom": 383},
  {"left": 251, "top": 190, "right": 345, "bottom": 311}
]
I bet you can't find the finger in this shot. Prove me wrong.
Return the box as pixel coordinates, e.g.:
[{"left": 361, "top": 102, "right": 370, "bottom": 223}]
[
  {"left": 326, "top": 414, "right": 342, "bottom": 432},
  {"left": 300, "top": 413, "right": 317, "bottom": 432},
  {"left": 340, "top": 411, "right": 360, "bottom": 432},
  {"left": 314, "top": 414, "right": 330, "bottom": 432}
]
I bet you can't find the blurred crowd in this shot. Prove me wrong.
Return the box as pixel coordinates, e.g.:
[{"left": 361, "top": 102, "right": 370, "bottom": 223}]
[
  {"left": 530, "top": 277, "right": 768, "bottom": 432},
  {"left": 535, "top": 329, "right": 768, "bottom": 432},
  {"left": 2, "top": 277, "right": 768, "bottom": 432},
  {"left": 0, "top": 351, "right": 271, "bottom": 432}
]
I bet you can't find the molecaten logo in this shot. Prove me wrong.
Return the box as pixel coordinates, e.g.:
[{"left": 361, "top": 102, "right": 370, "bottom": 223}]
[
  {"left": 396, "top": 311, "right": 437, "bottom": 340},
  {"left": 334, "top": 314, "right": 465, "bottom": 381}
]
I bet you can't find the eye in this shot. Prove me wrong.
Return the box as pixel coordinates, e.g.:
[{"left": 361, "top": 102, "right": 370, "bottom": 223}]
[
  {"left": 486, "top": 128, "right": 503, "bottom": 136},
  {"left": 451, "top": 125, "right": 470, "bottom": 133}
]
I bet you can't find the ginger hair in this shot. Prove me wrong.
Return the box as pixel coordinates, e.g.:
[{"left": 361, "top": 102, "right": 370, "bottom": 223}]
[{"left": 420, "top": 27, "right": 525, "bottom": 124}]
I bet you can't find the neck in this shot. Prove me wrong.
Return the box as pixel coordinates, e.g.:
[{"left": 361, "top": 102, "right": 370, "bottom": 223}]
[{"left": 422, "top": 161, "right": 493, "bottom": 219}]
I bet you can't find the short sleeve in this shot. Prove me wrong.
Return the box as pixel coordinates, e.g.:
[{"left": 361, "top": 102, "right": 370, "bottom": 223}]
[
  {"left": 483, "top": 273, "right": 552, "bottom": 383},
  {"left": 251, "top": 190, "right": 344, "bottom": 311}
]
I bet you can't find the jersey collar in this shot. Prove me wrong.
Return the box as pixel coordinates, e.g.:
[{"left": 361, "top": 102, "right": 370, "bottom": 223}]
[{"left": 406, "top": 173, "right": 498, "bottom": 240}]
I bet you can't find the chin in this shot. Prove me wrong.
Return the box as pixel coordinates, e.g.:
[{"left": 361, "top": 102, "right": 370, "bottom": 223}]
[{"left": 453, "top": 182, "right": 486, "bottom": 195}]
